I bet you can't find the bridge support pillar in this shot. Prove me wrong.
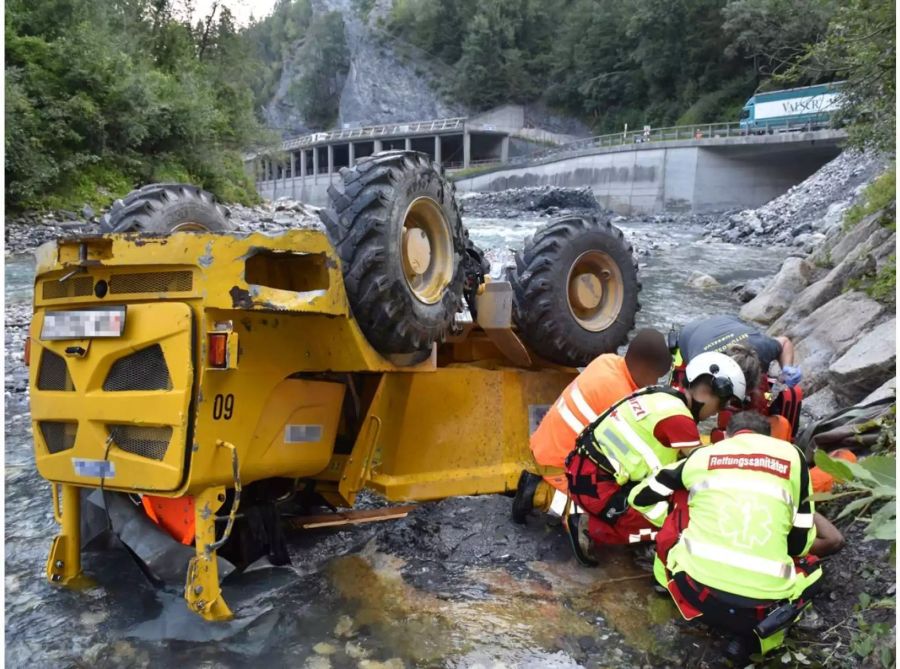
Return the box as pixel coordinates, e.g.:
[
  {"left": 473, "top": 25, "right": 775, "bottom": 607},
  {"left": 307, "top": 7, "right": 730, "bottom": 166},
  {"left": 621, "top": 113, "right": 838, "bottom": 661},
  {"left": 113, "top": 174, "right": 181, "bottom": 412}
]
[
  {"left": 405, "top": 137, "right": 412, "bottom": 151},
  {"left": 313, "top": 147, "right": 319, "bottom": 182},
  {"left": 463, "top": 132, "right": 471, "bottom": 168},
  {"left": 348, "top": 142, "right": 356, "bottom": 167},
  {"left": 374, "top": 139, "right": 383, "bottom": 153},
  {"left": 300, "top": 150, "right": 307, "bottom": 178},
  {"left": 434, "top": 135, "right": 441, "bottom": 165},
  {"left": 290, "top": 152, "right": 296, "bottom": 199},
  {"left": 327, "top": 145, "right": 334, "bottom": 178},
  {"left": 500, "top": 136, "right": 509, "bottom": 163}
]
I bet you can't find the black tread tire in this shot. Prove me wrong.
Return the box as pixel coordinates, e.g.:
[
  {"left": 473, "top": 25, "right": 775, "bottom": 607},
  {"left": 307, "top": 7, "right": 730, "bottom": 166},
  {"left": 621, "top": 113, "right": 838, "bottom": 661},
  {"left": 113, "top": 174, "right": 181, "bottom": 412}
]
[
  {"left": 100, "top": 183, "right": 233, "bottom": 233},
  {"left": 510, "top": 215, "right": 640, "bottom": 367},
  {"left": 320, "top": 150, "right": 468, "bottom": 356}
]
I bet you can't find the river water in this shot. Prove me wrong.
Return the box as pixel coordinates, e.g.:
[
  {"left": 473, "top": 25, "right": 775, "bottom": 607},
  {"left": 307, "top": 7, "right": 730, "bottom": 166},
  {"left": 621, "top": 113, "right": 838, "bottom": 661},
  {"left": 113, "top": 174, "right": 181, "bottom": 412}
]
[{"left": 4, "top": 218, "right": 787, "bottom": 668}]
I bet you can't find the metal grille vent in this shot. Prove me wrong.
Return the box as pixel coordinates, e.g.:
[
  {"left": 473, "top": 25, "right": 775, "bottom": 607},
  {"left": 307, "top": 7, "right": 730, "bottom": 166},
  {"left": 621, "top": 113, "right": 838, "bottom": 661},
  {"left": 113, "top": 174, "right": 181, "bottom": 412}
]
[
  {"left": 103, "top": 344, "right": 172, "bottom": 391},
  {"left": 40, "top": 421, "right": 77, "bottom": 454},
  {"left": 37, "top": 350, "right": 74, "bottom": 391},
  {"left": 109, "top": 271, "right": 192, "bottom": 294},
  {"left": 108, "top": 425, "right": 172, "bottom": 461},
  {"left": 42, "top": 276, "right": 93, "bottom": 300}
]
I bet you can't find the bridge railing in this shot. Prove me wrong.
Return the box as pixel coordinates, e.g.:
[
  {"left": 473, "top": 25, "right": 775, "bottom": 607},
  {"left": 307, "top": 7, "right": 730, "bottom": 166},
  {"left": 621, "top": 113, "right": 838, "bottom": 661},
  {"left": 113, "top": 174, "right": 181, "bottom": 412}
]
[
  {"left": 281, "top": 117, "right": 466, "bottom": 151},
  {"left": 509, "top": 118, "right": 838, "bottom": 165}
]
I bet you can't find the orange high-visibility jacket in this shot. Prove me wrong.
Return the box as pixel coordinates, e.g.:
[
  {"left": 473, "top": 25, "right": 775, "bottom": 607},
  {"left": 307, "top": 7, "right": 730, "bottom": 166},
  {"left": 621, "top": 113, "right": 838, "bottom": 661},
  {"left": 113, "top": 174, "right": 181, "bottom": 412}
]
[{"left": 531, "top": 354, "right": 638, "bottom": 492}]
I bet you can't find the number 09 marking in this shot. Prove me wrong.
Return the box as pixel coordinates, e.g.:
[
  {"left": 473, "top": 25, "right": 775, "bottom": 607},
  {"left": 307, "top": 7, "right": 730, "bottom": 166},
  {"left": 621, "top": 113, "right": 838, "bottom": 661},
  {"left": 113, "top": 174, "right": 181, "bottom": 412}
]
[{"left": 213, "top": 394, "right": 234, "bottom": 420}]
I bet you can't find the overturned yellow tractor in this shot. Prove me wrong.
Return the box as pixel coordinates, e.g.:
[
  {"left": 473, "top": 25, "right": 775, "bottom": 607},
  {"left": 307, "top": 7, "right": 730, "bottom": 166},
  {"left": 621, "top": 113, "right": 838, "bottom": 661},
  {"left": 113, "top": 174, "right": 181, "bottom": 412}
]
[{"left": 28, "top": 151, "right": 640, "bottom": 620}]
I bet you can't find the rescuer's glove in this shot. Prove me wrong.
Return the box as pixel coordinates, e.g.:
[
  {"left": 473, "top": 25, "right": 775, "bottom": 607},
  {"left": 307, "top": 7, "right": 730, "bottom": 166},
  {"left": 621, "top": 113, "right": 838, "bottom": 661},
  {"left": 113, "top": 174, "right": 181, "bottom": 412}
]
[{"left": 780, "top": 365, "right": 802, "bottom": 388}]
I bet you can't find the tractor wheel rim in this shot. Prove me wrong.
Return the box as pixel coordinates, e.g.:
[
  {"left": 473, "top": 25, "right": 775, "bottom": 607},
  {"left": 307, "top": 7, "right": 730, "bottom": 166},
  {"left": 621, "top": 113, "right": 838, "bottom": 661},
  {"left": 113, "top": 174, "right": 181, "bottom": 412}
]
[
  {"left": 400, "top": 196, "right": 453, "bottom": 305},
  {"left": 170, "top": 221, "right": 211, "bottom": 232},
  {"left": 566, "top": 250, "right": 624, "bottom": 332}
]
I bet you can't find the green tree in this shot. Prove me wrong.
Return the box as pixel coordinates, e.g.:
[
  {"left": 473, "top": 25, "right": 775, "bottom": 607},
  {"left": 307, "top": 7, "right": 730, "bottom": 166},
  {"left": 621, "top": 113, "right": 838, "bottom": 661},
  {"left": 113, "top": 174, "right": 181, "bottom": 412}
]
[
  {"left": 5, "top": 0, "right": 267, "bottom": 210},
  {"left": 788, "top": 0, "right": 895, "bottom": 150},
  {"left": 722, "top": 0, "right": 838, "bottom": 84}
]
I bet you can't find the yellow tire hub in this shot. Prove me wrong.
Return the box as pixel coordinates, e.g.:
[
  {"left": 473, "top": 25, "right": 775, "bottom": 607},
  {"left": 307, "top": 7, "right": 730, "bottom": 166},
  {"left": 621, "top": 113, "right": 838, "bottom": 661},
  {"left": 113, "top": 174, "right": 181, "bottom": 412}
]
[
  {"left": 566, "top": 250, "right": 624, "bottom": 332},
  {"left": 401, "top": 197, "right": 453, "bottom": 305}
]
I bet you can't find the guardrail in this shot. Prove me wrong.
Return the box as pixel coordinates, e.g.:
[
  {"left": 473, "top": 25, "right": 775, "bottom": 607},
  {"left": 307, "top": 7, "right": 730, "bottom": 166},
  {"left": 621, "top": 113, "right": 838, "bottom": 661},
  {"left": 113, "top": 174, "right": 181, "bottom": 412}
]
[
  {"left": 282, "top": 117, "right": 466, "bottom": 151},
  {"left": 510, "top": 119, "right": 839, "bottom": 165}
]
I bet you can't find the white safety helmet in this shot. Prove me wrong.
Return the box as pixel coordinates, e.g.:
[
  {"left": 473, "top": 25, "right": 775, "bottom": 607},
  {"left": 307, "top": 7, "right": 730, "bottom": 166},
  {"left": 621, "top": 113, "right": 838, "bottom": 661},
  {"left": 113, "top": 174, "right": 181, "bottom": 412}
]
[{"left": 684, "top": 351, "right": 747, "bottom": 402}]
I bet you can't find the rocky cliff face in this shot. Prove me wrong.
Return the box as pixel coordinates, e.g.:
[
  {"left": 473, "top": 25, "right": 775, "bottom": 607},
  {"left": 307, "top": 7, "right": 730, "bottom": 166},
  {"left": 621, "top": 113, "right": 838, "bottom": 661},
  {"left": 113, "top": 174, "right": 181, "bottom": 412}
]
[
  {"left": 733, "top": 153, "right": 896, "bottom": 420},
  {"left": 264, "top": 0, "right": 465, "bottom": 135}
]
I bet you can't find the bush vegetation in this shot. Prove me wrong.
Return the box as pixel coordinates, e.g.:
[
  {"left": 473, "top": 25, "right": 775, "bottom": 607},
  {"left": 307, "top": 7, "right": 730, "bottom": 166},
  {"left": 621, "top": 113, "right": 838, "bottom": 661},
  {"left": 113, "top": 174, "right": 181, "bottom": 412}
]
[
  {"left": 6, "top": 0, "right": 270, "bottom": 211},
  {"left": 844, "top": 167, "right": 896, "bottom": 230}
]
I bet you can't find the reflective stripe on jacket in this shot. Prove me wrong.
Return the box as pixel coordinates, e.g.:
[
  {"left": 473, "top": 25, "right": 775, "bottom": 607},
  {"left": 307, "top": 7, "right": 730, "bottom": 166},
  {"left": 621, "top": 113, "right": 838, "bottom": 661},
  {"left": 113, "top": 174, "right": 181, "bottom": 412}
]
[
  {"left": 530, "top": 354, "right": 637, "bottom": 472},
  {"left": 585, "top": 391, "right": 694, "bottom": 485}
]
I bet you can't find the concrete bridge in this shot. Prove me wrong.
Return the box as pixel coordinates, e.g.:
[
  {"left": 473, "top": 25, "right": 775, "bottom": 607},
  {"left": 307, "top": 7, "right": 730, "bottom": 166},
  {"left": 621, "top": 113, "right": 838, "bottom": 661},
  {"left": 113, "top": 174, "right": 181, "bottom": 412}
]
[
  {"left": 454, "top": 123, "right": 846, "bottom": 214},
  {"left": 250, "top": 116, "right": 845, "bottom": 213},
  {"left": 248, "top": 105, "right": 579, "bottom": 206}
]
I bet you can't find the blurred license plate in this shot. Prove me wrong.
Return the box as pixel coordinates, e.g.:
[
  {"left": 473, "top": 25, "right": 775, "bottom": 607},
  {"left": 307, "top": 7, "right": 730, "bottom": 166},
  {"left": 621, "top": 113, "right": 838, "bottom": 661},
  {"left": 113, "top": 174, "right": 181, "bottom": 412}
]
[{"left": 41, "top": 307, "right": 125, "bottom": 340}]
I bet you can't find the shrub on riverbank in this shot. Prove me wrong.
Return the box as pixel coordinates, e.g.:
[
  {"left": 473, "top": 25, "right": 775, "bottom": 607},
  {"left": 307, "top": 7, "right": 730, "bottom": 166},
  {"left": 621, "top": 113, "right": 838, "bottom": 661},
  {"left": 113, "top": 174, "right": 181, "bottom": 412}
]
[{"left": 844, "top": 167, "right": 896, "bottom": 231}]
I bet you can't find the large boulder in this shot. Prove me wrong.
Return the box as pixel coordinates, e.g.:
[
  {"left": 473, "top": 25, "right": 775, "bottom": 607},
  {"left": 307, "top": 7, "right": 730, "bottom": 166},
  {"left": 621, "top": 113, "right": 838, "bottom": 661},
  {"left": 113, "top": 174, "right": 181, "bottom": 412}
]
[
  {"left": 740, "top": 256, "right": 814, "bottom": 325},
  {"left": 802, "top": 388, "right": 843, "bottom": 421},
  {"left": 827, "top": 318, "right": 897, "bottom": 404},
  {"left": 829, "top": 209, "right": 894, "bottom": 263},
  {"left": 771, "top": 253, "right": 875, "bottom": 331},
  {"left": 861, "top": 376, "right": 897, "bottom": 404},
  {"left": 770, "top": 216, "right": 894, "bottom": 333},
  {"left": 687, "top": 271, "right": 721, "bottom": 290},
  {"left": 788, "top": 291, "right": 885, "bottom": 395}
]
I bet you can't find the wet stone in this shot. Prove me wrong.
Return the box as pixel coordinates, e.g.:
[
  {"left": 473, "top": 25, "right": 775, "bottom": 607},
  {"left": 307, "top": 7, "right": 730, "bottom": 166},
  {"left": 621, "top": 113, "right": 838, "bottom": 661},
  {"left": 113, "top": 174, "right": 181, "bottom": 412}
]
[
  {"left": 304, "top": 657, "right": 332, "bottom": 669},
  {"left": 334, "top": 614, "right": 356, "bottom": 638},
  {"left": 313, "top": 642, "right": 337, "bottom": 655},
  {"left": 345, "top": 641, "right": 370, "bottom": 659}
]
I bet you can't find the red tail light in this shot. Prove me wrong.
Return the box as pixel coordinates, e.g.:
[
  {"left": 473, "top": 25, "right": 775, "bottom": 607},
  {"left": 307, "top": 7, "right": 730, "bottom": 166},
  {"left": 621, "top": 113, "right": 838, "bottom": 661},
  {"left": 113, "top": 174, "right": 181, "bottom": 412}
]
[{"left": 208, "top": 333, "right": 227, "bottom": 368}]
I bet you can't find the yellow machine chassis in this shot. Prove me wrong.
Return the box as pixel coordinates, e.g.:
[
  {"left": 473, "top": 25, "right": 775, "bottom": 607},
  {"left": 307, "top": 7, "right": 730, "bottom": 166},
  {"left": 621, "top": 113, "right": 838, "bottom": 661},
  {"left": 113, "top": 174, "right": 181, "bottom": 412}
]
[{"left": 31, "top": 230, "right": 576, "bottom": 620}]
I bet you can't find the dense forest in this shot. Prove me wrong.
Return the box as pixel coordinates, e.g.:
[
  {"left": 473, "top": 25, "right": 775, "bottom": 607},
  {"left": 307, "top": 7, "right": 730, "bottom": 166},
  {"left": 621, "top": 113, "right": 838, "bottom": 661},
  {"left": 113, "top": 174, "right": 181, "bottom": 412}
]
[
  {"left": 5, "top": 0, "right": 895, "bottom": 211},
  {"left": 6, "top": 0, "right": 268, "bottom": 210},
  {"left": 386, "top": 0, "right": 843, "bottom": 130}
]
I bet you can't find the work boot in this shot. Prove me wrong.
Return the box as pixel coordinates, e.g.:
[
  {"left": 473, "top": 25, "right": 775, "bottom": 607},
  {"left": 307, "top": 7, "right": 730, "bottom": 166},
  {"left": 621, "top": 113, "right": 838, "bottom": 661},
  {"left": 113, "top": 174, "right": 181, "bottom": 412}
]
[
  {"left": 511, "top": 470, "right": 542, "bottom": 524},
  {"left": 564, "top": 513, "right": 598, "bottom": 567}
]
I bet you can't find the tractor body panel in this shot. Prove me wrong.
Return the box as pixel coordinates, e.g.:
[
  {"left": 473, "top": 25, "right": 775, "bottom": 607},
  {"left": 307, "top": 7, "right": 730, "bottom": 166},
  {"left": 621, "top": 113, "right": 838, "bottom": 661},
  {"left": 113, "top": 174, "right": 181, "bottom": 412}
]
[{"left": 30, "top": 230, "right": 574, "bottom": 503}]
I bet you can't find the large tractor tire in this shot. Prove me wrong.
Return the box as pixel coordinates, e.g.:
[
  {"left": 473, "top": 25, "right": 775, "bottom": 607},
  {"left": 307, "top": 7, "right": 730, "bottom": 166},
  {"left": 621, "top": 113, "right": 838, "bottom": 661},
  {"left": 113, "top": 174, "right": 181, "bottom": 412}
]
[
  {"left": 320, "top": 150, "right": 474, "bottom": 357},
  {"left": 510, "top": 215, "right": 640, "bottom": 367},
  {"left": 100, "top": 183, "right": 233, "bottom": 233}
]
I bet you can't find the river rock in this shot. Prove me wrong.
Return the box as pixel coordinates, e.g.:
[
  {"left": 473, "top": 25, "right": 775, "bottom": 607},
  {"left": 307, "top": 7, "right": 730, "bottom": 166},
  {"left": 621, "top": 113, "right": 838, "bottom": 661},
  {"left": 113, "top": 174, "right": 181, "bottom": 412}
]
[
  {"left": 334, "top": 615, "right": 356, "bottom": 638},
  {"left": 787, "top": 291, "right": 885, "bottom": 394},
  {"left": 827, "top": 318, "right": 897, "bottom": 404},
  {"left": 829, "top": 210, "right": 893, "bottom": 263},
  {"left": 706, "top": 151, "right": 887, "bottom": 246},
  {"left": 458, "top": 185, "right": 602, "bottom": 219},
  {"left": 731, "top": 277, "right": 768, "bottom": 303},
  {"left": 344, "top": 641, "right": 370, "bottom": 660},
  {"left": 740, "top": 256, "right": 814, "bottom": 325},
  {"left": 802, "top": 388, "right": 843, "bottom": 421},
  {"left": 314, "top": 642, "right": 338, "bottom": 655},
  {"left": 861, "top": 377, "right": 897, "bottom": 404},
  {"left": 687, "top": 271, "right": 720, "bottom": 290},
  {"left": 770, "top": 259, "right": 859, "bottom": 330}
]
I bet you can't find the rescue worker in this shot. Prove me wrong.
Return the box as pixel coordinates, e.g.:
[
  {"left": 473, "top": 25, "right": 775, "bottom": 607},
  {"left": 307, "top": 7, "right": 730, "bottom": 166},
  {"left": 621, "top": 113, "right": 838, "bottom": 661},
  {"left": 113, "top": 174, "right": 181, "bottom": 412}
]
[
  {"left": 673, "top": 314, "right": 797, "bottom": 374},
  {"left": 628, "top": 411, "right": 823, "bottom": 661},
  {"left": 512, "top": 329, "right": 673, "bottom": 524},
  {"left": 563, "top": 351, "right": 752, "bottom": 565},
  {"left": 671, "top": 315, "right": 802, "bottom": 439}
]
